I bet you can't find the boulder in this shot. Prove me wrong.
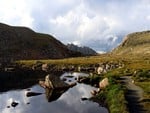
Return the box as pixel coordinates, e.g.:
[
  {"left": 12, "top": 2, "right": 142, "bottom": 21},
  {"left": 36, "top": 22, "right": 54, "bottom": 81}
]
[
  {"left": 78, "top": 66, "right": 81, "bottom": 72},
  {"left": 39, "top": 74, "right": 76, "bottom": 89},
  {"left": 97, "top": 66, "right": 104, "bottom": 74},
  {"left": 99, "top": 78, "right": 109, "bottom": 89},
  {"left": 90, "top": 90, "right": 97, "bottom": 96},
  {"left": 45, "top": 75, "right": 54, "bottom": 89},
  {"left": 42, "top": 63, "right": 49, "bottom": 71},
  {"left": 11, "top": 101, "right": 19, "bottom": 108}
]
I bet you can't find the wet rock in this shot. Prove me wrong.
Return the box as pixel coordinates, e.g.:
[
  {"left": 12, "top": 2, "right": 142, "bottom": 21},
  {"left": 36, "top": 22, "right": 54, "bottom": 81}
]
[
  {"left": 42, "top": 63, "right": 49, "bottom": 72},
  {"left": 65, "top": 75, "right": 74, "bottom": 78},
  {"left": 7, "top": 106, "right": 10, "bottom": 108},
  {"left": 27, "top": 102, "right": 30, "bottom": 105},
  {"left": 39, "top": 80, "right": 46, "bottom": 88},
  {"left": 97, "top": 66, "right": 104, "bottom": 74},
  {"left": 26, "top": 88, "right": 31, "bottom": 91},
  {"left": 26, "top": 92, "right": 43, "bottom": 97},
  {"left": 61, "top": 67, "right": 70, "bottom": 72},
  {"left": 45, "top": 88, "right": 67, "bottom": 102},
  {"left": 90, "top": 90, "right": 97, "bottom": 96},
  {"left": 68, "top": 80, "right": 72, "bottom": 82},
  {"left": 99, "top": 78, "right": 109, "bottom": 89},
  {"left": 39, "top": 74, "right": 76, "bottom": 89},
  {"left": 45, "top": 75, "right": 54, "bottom": 89},
  {"left": 78, "top": 66, "right": 81, "bottom": 72},
  {"left": 97, "top": 88, "right": 100, "bottom": 93},
  {"left": 132, "top": 80, "right": 135, "bottom": 83},
  {"left": 74, "top": 77, "right": 77, "bottom": 80},
  {"left": 69, "top": 82, "right": 77, "bottom": 87},
  {"left": 4, "top": 67, "right": 15, "bottom": 72},
  {"left": 94, "top": 84, "right": 98, "bottom": 87},
  {"left": 105, "top": 64, "right": 110, "bottom": 70},
  {"left": 11, "top": 101, "right": 19, "bottom": 107},
  {"left": 62, "top": 78, "right": 67, "bottom": 81},
  {"left": 81, "top": 97, "right": 88, "bottom": 101},
  {"left": 70, "top": 65, "right": 75, "bottom": 71},
  {"left": 78, "top": 77, "right": 87, "bottom": 83}
]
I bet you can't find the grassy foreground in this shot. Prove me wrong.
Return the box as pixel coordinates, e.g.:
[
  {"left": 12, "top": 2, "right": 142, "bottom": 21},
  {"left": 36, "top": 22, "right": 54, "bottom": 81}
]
[
  {"left": 17, "top": 54, "right": 150, "bottom": 113},
  {"left": 89, "top": 73, "right": 128, "bottom": 113}
]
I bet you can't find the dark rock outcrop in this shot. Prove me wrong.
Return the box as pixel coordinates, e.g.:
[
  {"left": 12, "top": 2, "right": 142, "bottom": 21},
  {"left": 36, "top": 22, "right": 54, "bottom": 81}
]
[{"left": 67, "top": 43, "right": 97, "bottom": 56}]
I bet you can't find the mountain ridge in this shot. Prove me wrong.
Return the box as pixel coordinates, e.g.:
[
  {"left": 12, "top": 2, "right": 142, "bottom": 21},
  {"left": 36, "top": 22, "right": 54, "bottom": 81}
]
[
  {"left": 67, "top": 43, "right": 97, "bottom": 56},
  {"left": 0, "top": 23, "right": 81, "bottom": 61},
  {"left": 111, "top": 31, "right": 150, "bottom": 55}
]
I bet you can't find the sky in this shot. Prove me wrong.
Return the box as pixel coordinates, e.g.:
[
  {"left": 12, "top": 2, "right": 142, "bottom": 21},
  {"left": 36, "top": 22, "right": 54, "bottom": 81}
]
[{"left": 0, "top": 0, "right": 150, "bottom": 52}]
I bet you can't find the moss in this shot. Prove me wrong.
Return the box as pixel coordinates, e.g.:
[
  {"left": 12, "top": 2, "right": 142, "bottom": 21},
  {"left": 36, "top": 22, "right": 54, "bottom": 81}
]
[
  {"left": 94, "top": 77, "right": 128, "bottom": 113},
  {"left": 106, "top": 84, "right": 128, "bottom": 113}
]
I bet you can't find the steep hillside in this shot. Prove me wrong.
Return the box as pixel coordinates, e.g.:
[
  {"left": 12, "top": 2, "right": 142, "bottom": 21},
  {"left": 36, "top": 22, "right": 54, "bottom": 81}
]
[
  {"left": 112, "top": 31, "right": 150, "bottom": 55},
  {"left": 67, "top": 44, "right": 97, "bottom": 56},
  {"left": 0, "top": 23, "right": 80, "bottom": 60}
]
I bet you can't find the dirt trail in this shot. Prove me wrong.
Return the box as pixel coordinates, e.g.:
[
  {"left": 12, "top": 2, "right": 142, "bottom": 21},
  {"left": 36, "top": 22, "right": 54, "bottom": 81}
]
[{"left": 120, "top": 76, "right": 146, "bottom": 113}]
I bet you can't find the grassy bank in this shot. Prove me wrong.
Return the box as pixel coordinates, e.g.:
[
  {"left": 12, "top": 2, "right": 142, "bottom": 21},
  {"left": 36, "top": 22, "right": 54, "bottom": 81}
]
[
  {"left": 102, "top": 71, "right": 128, "bottom": 113},
  {"left": 17, "top": 54, "right": 150, "bottom": 67},
  {"left": 87, "top": 72, "right": 128, "bottom": 113},
  {"left": 16, "top": 54, "right": 150, "bottom": 113}
]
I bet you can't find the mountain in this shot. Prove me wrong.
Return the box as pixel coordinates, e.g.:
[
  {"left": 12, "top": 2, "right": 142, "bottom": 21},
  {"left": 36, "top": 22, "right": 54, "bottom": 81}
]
[
  {"left": 111, "top": 31, "right": 150, "bottom": 55},
  {"left": 0, "top": 23, "right": 81, "bottom": 61},
  {"left": 67, "top": 43, "right": 97, "bottom": 56}
]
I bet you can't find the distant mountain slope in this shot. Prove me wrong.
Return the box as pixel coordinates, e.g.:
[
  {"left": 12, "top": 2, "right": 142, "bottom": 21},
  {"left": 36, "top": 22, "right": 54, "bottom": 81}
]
[
  {"left": 67, "top": 43, "right": 97, "bottom": 56},
  {"left": 112, "top": 31, "right": 150, "bottom": 55},
  {"left": 0, "top": 23, "right": 81, "bottom": 60}
]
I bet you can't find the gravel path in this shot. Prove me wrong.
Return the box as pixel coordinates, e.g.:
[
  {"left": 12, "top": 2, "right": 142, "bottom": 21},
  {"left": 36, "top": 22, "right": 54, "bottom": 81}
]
[{"left": 120, "top": 76, "right": 146, "bottom": 113}]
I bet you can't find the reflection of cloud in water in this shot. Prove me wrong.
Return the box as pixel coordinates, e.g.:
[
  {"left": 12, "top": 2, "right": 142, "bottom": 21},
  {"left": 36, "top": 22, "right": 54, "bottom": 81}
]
[
  {"left": 0, "top": 90, "right": 28, "bottom": 113},
  {"left": 0, "top": 73, "right": 108, "bottom": 113},
  {"left": 0, "top": 86, "right": 44, "bottom": 113},
  {"left": 57, "top": 83, "right": 108, "bottom": 113},
  {"left": 60, "top": 72, "right": 89, "bottom": 84}
]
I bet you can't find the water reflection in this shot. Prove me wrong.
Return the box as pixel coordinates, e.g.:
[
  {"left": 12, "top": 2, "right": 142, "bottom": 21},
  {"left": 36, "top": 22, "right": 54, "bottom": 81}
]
[
  {"left": 60, "top": 72, "right": 89, "bottom": 84},
  {"left": 0, "top": 71, "right": 46, "bottom": 92},
  {"left": 0, "top": 72, "right": 108, "bottom": 113},
  {"left": 45, "top": 88, "right": 67, "bottom": 102}
]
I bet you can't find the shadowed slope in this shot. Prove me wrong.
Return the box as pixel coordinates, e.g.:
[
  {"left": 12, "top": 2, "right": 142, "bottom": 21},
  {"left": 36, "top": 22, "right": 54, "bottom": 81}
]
[{"left": 0, "top": 23, "right": 81, "bottom": 60}]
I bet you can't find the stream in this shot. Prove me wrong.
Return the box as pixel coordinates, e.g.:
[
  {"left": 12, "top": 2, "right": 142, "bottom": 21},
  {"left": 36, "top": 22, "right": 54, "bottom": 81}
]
[{"left": 0, "top": 72, "right": 108, "bottom": 113}]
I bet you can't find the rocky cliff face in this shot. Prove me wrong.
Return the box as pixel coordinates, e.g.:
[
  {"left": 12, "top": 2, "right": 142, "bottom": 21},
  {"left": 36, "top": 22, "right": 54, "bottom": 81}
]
[
  {"left": 67, "top": 44, "right": 97, "bottom": 56},
  {"left": 112, "top": 31, "right": 150, "bottom": 55},
  {"left": 0, "top": 23, "right": 80, "bottom": 60}
]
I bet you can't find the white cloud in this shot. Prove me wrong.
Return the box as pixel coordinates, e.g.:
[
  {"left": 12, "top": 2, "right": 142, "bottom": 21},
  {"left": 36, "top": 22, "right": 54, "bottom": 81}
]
[
  {"left": 77, "top": 15, "right": 108, "bottom": 39},
  {"left": 72, "top": 41, "right": 81, "bottom": 46},
  {"left": 0, "top": 0, "right": 33, "bottom": 27},
  {"left": 0, "top": 0, "right": 150, "bottom": 52},
  {"left": 48, "top": 2, "right": 123, "bottom": 51}
]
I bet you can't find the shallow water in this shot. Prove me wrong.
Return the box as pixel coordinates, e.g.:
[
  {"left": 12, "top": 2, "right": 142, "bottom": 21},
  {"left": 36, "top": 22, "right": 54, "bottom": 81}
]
[{"left": 0, "top": 72, "right": 108, "bottom": 113}]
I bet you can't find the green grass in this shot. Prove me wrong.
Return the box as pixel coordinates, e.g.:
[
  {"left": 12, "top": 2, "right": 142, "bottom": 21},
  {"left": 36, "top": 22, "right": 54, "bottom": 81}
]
[
  {"left": 92, "top": 76, "right": 128, "bottom": 113},
  {"left": 106, "top": 84, "right": 128, "bottom": 113},
  {"left": 112, "top": 31, "right": 150, "bottom": 55},
  {"left": 137, "top": 82, "right": 150, "bottom": 97},
  {"left": 16, "top": 53, "right": 150, "bottom": 113}
]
